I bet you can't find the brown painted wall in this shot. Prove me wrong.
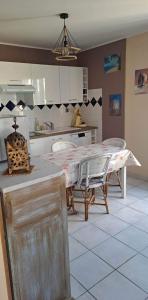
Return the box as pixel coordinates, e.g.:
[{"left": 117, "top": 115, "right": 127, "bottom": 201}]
[
  {"left": 0, "top": 44, "right": 77, "bottom": 66},
  {"left": 77, "top": 40, "right": 126, "bottom": 139}
]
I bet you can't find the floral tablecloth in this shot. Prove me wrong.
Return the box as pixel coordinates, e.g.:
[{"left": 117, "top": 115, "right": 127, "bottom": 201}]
[{"left": 42, "top": 143, "right": 141, "bottom": 188}]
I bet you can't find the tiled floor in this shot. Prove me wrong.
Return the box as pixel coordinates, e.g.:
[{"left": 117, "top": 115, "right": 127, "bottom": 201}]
[{"left": 68, "top": 176, "right": 148, "bottom": 299}]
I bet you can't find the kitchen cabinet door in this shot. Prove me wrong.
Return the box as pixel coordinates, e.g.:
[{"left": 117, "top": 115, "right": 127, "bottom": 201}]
[
  {"left": 31, "top": 64, "right": 60, "bottom": 104},
  {"left": 69, "top": 67, "right": 83, "bottom": 103},
  {"left": 30, "top": 137, "right": 52, "bottom": 156},
  {"left": 60, "top": 66, "right": 83, "bottom": 103},
  {"left": 60, "top": 66, "right": 70, "bottom": 103},
  {"left": 0, "top": 62, "right": 32, "bottom": 84},
  {"left": 45, "top": 65, "right": 60, "bottom": 104},
  {"left": 71, "top": 131, "right": 91, "bottom": 146}
]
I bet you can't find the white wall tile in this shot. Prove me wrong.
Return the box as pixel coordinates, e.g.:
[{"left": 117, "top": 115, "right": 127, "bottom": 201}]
[{"left": 0, "top": 88, "right": 103, "bottom": 137}]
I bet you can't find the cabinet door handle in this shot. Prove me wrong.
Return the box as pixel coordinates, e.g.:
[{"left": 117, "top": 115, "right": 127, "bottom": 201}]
[
  {"left": 78, "top": 133, "right": 85, "bottom": 138},
  {"left": 9, "top": 80, "right": 22, "bottom": 82}
]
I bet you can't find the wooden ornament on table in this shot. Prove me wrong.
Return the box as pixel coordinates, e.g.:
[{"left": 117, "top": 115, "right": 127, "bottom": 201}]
[{"left": 5, "top": 117, "right": 31, "bottom": 175}]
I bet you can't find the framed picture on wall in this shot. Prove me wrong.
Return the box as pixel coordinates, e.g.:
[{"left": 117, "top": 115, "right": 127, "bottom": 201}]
[
  {"left": 104, "top": 54, "right": 121, "bottom": 73},
  {"left": 135, "top": 68, "right": 148, "bottom": 94},
  {"left": 109, "top": 94, "right": 122, "bottom": 116}
]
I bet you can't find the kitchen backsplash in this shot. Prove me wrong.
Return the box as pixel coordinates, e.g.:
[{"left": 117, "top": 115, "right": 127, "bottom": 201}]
[{"left": 0, "top": 88, "right": 102, "bottom": 141}]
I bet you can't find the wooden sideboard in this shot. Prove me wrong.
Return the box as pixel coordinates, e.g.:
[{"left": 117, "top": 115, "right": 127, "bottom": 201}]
[{"left": 0, "top": 174, "right": 74, "bottom": 300}]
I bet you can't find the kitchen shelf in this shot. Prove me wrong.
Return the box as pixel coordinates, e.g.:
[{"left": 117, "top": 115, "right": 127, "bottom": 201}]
[{"left": 83, "top": 67, "right": 88, "bottom": 102}]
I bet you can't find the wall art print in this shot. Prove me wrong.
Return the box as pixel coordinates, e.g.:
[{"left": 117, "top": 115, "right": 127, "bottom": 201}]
[
  {"left": 109, "top": 94, "right": 122, "bottom": 116},
  {"left": 104, "top": 54, "right": 120, "bottom": 73},
  {"left": 135, "top": 68, "right": 148, "bottom": 94}
]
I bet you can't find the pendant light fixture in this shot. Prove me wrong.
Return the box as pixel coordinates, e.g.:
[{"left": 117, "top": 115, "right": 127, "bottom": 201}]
[{"left": 52, "top": 13, "right": 81, "bottom": 61}]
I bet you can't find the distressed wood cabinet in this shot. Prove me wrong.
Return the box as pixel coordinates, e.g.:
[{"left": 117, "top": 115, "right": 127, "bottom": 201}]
[{"left": 0, "top": 175, "right": 74, "bottom": 300}]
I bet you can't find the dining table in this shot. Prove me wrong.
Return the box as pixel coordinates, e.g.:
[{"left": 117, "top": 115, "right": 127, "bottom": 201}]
[{"left": 41, "top": 143, "right": 141, "bottom": 199}]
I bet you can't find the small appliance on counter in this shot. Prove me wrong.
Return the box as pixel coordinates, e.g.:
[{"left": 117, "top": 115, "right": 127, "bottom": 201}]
[{"left": 5, "top": 117, "right": 31, "bottom": 175}]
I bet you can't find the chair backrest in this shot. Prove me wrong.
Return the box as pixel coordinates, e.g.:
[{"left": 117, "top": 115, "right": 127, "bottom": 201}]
[
  {"left": 77, "top": 154, "right": 111, "bottom": 187},
  {"left": 52, "top": 141, "right": 77, "bottom": 152},
  {"left": 102, "top": 138, "right": 126, "bottom": 149}
]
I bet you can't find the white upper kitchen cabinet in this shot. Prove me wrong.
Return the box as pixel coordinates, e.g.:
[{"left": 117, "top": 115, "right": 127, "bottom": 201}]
[
  {"left": 60, "top": 66, "right": 83, "bottom": 103},
  {"left": 69, "top": 67, "right": 83, "bottom": 102},
  {"left": 0, "top": 62, "right": 32, "bottom": 84},
  {"left": 31, "top": 64, "right": 60, "bottom": 104}
]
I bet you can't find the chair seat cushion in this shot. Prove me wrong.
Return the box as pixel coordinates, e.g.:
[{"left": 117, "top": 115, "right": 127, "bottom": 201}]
[{"left": 80, "top": 176, "right": 104, "bottom": 188}]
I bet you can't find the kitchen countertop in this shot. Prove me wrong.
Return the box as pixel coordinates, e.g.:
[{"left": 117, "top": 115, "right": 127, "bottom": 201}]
[
  {"left": 30, "top": 125, "right": 97, "bottom": 139},
  {"left": 0, "top": 158, "right": 63, "bottom": 193}
]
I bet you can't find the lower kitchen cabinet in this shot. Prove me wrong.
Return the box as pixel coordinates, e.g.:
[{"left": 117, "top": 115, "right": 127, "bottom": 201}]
[
  {"left": 70, "top": 131, "right": 91, "bottom": 146},
  {"left": 30, "top": 136, "right": 54, "bottom": 156},
  {"left": 0, "top": 172, "right": 73, "bottom": 300},
  {"left": 30, "top": 134, "right": 71, "bottom": 156},
  {"left": 30, "top": 131, "right": 92, "bottom": 156}
]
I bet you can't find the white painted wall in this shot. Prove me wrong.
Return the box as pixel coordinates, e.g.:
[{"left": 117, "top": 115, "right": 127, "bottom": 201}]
[{"left": 125, "top": 32, "right": 148, "bottom": 179}]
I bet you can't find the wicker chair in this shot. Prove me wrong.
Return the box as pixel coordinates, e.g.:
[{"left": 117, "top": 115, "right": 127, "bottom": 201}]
[
  {"left": 52, "top": 140, "right": 77, "bottom": 213},
  {"left": 52, "top": 141, "right": 77, "bottom": 152},
  {"left": 102, "top": 138, "right": 126, "bottom": 149},
  {"left": 72, "top": 154, "right": 111, "bottom": 221},
  {"left": 102, "top": 138, "right": 126, "bottom": 188}
]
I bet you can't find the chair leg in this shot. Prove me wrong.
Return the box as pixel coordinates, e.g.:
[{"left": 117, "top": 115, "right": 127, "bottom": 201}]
[
  {"left": 66, "top": 187, "right": 77, "bottom": 215},
  {"left": 84, "top": 189, "right": 89, "bottom": 221},
  {"left": 66, "top": 188, "right": 70, "bottom": 207},
  {"left": 116, "top": 170, "right": 122, "bottom": 189},
  {"left": 108, "top": 171, "right": 122, "bottom": 190},
  {"left": 70, "top": 187, "right": 74, "bottom": 210},
  {"left": 103, "top": 183, "right": 109, "bottom": 214}
]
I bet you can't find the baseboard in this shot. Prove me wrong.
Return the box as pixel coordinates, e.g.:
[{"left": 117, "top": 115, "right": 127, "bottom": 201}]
[{"left": 127, "top": 171, "right": 148, "bottom": 182}]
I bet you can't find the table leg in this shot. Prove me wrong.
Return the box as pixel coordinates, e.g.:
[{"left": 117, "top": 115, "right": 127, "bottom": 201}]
[{"left": 121, "top": 166, "right": 126, "bottom": 198}]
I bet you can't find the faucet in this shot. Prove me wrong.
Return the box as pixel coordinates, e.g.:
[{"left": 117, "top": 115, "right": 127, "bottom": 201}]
[{"left": 44, "top": 121, "right": 54, "bottom": 130}]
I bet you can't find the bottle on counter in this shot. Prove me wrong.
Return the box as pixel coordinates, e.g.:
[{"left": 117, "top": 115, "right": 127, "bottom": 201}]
[{"left": 35, "top": 118, "right": 40, "bottom": 131}]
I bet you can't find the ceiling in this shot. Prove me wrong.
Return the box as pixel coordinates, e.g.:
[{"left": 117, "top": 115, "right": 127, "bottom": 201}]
[{"left": 0, "top": 0, "right": 148, "bottom": 50}]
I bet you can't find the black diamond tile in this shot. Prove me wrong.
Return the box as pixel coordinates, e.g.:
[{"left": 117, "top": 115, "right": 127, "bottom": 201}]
[
  {"left": 84, "top": 102, "right": 89, "bottom": 107},
  {"left": 56, "top": 104, "right": 61, "bottom": 109},
  {"left": 27, "top": 105, "right": 34, "bottom": 110},
  {"left": 47, "top": 104, "right": 53, "bottom": 109},
  {"left": 78, "top": 103, "right": 83, "bottom": 107},
  {"left": 6, "top": 100, "right": 15, "bottom": 111},
  {"left": 37, "top": 105, "right": 44, "bottom": 110},
  {"left": 98, "top": 97, "right": 102, "bottom": 107},
  {"left": 71, "top": 103, "right": 77, "bottom": 107},
  {"left": 91, "top": 97, "right": 97, "bottom": 106},
  {"left": 63, "top": 103, "right": 69, "bottom": 108},
  {"left": 0, "top": 103, "right": 4, "bottom": 111}
]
